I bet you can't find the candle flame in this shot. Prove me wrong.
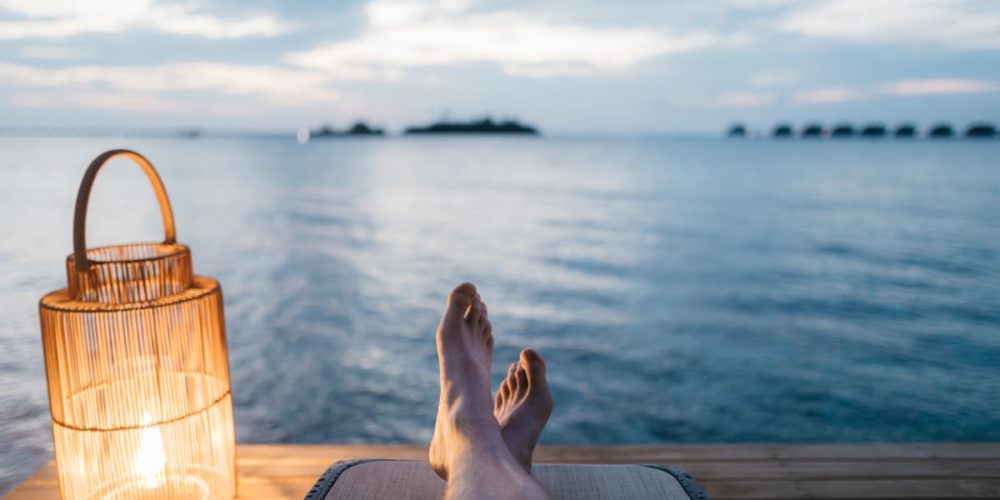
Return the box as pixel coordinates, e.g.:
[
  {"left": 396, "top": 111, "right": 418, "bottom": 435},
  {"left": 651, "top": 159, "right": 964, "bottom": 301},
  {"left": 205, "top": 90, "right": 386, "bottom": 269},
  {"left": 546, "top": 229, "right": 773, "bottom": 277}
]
[{"left": 134, "top": 413, "right": 166, "bottom": 488}]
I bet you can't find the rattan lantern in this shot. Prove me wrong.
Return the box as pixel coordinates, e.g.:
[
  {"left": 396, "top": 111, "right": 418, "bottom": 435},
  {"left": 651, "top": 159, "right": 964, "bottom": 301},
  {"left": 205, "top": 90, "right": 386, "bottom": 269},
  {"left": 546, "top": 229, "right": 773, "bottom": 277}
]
[{"left": 38, "top": 150, "right": 236, "bottom": 499}]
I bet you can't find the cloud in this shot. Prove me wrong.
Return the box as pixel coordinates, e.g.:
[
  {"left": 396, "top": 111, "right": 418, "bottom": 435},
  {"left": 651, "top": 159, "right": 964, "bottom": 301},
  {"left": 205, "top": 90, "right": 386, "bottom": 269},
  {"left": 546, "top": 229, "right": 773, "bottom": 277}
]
[
  {"left": 779, "top": 0, "right": 1000, "bottom": 49},
  {"left": 15, "top": 91, "right": 202, "bottom": 113},
  {"left": 0, "top": 0, "right": 286, "bottom": 39},
  {"left": 12, "top": 91, "right": 271, "bottom": 115},
  {"left": 789, "top": 78, "right": 1000, "bottom": 105},
  {"left": 881, "top": 78, "right": 1000, "bottom": 95},
  {"left": 287, "top": 0, "right": 741, "bottom": 79},
  {"left": 0, "top": 62, "right": 340, "bottom": 107},
  {"left": 790, "top": 87, "right": 869, "bottom": 104},
  {"left": 706, "top": 91, "right": 777, "bottom": 107}
]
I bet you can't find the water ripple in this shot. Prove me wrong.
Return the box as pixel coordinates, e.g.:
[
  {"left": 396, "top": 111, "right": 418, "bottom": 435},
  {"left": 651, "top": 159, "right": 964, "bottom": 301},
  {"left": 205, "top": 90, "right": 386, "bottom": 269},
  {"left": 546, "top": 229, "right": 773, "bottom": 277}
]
[{"left": 1, "top": 137, "right": 999, "bottom": 493}]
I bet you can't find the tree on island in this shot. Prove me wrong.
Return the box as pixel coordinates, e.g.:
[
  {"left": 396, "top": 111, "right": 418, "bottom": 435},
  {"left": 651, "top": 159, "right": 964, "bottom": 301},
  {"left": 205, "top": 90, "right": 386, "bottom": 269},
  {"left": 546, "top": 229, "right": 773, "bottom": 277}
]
[
  {"left": 727, "top": 123, "right": 747, "bottom": 138},
  {"left": 313, "top": 124, "right": 337, "bottom": 137},
  {"left": 347, "top": 122, "right": 385, "bottom": 135},
  {"left": 311, "top": 121, "right": 385, "bottom": 137}
]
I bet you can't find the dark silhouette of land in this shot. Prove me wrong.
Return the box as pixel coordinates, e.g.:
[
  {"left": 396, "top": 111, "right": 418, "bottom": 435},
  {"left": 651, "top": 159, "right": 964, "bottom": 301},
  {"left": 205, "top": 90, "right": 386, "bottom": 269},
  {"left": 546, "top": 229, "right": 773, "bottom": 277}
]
[
  {"left": 929, "top": 123, "right": 955, "bottom": 138},
  {"left": 831, "top": 124, "right": 855, "bottom": 138},
  {"left": 405, "top": 117, "right": 539, "bottom": 135},
  {"left": 348, "top": 122, "right": 384, "bottom": 135},
  {"left": 727, "top": 121, "right": 995, "bottom": 140},
  {"left": 860, "top": 124, "right": 887, "bottom": 138},
  {"left": 894, "top": 124, "right": 918, "bottom": 138},
  {"left": 772, "top": 123, "right": 793, "bottom": 138},
  {"left": 801, "top": 123, "right": 824, "bottom": 138},
  {"left": 312, "top": 121, "right": 385, "bottom": 138},
  {"left": 965, "top": 123, "right": 997, "bottom": 138}
]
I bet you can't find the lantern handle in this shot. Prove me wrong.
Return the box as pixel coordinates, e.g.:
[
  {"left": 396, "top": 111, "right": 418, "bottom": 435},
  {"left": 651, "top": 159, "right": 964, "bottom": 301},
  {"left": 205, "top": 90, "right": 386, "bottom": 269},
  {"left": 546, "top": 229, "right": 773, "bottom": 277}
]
[{"left": 73, "top": 149, "right": 177, "bottom": 271}]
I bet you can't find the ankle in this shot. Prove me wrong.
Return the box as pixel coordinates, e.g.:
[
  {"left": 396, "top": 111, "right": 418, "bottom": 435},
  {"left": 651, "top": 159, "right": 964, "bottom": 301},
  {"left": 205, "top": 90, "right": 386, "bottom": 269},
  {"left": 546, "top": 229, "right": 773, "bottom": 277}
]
[{"left": 448, "top": 439, "right": 520, "bottom": 475}]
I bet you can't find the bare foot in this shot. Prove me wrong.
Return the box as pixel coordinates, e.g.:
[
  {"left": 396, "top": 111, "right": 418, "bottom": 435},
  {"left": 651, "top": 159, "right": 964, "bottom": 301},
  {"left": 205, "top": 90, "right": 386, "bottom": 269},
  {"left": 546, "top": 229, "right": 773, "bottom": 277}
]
[
  {"left": 428, "top": 283, "right": 498, "bottom": 480},
  {"left": 495, "top": 349, "right": 554, "bottom": 473}
]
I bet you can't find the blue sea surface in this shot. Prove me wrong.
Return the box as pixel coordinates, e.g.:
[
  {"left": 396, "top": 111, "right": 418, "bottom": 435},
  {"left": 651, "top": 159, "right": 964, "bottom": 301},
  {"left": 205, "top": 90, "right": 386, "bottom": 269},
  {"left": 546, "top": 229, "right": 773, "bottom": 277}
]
[{"left": 1, "top": 136, "right": 999, "bottom": 493}]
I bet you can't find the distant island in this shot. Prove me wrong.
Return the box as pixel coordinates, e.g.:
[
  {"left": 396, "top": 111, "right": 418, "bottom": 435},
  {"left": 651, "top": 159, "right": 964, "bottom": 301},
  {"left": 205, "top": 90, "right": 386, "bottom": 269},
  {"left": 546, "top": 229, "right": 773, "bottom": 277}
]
[
  {"left": 311, "top": 121, "right": 384, "bottom": 138},
  {"left": 405, "top": 117, "right": 539, "bottom": 135}
]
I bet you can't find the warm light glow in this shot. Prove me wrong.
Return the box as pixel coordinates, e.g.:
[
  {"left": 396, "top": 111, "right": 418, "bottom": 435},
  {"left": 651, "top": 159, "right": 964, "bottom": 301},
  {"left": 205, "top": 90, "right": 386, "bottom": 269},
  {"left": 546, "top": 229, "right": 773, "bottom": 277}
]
[{"left": 135, "top": 413, "right": 167, "bottom": 489}]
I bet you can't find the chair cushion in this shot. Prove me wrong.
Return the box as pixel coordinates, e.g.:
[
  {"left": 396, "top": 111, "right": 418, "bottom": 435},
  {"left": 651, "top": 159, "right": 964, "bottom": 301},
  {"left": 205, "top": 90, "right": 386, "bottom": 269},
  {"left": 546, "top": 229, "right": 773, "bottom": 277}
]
[{"left": 306, "top": 460, "right": 708, "bottom": 500}]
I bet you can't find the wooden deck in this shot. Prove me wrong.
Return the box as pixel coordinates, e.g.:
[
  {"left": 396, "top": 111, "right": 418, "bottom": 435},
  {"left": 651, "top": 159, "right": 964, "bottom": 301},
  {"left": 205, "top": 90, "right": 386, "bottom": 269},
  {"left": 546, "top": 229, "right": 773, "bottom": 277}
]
[{"left": 8, "top": 443, "right": 1000, "bottom": 499}]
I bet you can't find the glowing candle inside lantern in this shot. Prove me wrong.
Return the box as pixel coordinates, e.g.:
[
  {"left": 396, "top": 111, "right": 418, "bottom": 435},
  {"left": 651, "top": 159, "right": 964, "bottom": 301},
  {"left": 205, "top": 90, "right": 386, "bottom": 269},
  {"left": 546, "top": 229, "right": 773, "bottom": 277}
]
[{"left": 135, "top": 413, "right": 167, "bottom": 489}]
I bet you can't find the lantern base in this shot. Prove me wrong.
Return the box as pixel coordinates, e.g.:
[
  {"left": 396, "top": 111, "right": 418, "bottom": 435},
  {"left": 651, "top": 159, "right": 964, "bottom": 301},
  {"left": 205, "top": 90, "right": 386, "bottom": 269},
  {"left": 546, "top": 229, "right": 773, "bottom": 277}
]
[
  {"left": 92, "top": 464, "right": 228, "bottom": 500},
  {"left": 49, "top": 372, "right": 236, "bottom": 500}
]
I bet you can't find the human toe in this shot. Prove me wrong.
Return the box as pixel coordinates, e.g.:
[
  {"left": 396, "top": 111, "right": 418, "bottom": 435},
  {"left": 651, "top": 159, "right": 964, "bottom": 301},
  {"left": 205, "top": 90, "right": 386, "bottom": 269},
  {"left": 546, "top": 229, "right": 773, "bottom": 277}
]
[
  {"left": 447, "top": 283, "right": 477, "bottom": 318},
  {"left": 521, "top": 349, "right": 547, "bottom": 389}
]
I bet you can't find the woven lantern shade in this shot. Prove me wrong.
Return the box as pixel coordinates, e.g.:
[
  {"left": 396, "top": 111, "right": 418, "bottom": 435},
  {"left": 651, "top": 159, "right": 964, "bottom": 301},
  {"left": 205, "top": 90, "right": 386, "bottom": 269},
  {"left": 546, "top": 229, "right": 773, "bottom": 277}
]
[{"left": 38, "top": 150, "right": 236, "bottom": 499}]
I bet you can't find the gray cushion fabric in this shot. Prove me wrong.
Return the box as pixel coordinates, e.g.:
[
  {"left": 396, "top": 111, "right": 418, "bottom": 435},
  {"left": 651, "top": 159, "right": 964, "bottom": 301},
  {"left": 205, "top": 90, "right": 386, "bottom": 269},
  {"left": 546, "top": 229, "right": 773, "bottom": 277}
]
[{"left": 306, "top": 460, "right": 708, "bottom": 500}]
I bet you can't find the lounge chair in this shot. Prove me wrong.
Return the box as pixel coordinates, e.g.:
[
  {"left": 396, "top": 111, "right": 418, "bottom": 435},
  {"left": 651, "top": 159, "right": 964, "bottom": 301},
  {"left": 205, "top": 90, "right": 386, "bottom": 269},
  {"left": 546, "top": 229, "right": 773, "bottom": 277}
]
[{"left": 305, "top": 459, "right": 709, "bottom": 499}]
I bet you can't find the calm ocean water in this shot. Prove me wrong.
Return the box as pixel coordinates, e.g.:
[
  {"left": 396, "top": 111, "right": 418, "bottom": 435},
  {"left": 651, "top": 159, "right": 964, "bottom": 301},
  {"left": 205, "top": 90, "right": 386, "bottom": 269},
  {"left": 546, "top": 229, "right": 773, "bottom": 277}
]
[{"left": 1, "top": 136, "right": 999, "bottom": 492}]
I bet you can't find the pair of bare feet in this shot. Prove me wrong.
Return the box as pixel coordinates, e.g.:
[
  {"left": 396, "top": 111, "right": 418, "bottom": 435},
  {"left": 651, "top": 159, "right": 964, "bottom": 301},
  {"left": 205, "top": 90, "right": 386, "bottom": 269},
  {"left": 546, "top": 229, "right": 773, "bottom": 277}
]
[{"left": 429, "top": 283, "right": 554, "bottom": 499}]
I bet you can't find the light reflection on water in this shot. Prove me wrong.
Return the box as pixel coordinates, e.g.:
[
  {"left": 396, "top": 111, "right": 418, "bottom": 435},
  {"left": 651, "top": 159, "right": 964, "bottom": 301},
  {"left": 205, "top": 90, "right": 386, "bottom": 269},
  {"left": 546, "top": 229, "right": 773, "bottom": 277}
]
[{"left": 1, "top": 136, "right": 999, "bottom": 492}]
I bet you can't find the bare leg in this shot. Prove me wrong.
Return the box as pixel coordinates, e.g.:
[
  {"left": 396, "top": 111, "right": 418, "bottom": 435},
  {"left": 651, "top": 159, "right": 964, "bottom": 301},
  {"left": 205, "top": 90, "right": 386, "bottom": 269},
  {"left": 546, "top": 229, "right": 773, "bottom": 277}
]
[{"left": 429, "top": 283, "right": 551, "bottom": 500}]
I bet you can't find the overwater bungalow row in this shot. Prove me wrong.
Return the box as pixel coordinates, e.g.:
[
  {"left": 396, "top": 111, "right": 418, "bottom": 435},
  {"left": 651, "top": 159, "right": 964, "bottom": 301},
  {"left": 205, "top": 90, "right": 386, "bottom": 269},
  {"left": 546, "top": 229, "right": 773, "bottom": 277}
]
[{"left": 727, "top": 122, "right": 998, "bottom": 139}]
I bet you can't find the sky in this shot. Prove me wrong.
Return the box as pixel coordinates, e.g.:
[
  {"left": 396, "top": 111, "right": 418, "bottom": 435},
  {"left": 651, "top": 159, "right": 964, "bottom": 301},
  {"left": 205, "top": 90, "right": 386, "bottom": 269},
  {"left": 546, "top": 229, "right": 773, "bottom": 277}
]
[{"left": 0, "top": 0, "right": 998, "bottom": 134}]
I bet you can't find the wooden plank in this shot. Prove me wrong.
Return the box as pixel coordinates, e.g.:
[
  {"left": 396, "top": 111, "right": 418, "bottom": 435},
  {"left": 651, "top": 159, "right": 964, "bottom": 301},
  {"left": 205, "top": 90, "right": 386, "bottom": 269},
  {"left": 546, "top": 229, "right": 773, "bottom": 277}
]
[
  {"left": 235, "top": 478, "right": 316, "bottom": 500},
  {"left": 233, "top": 458, "right": 1000, "bottom": 482},
  {"left": 680, "top": 460, "right": 1000, "bottom": 480},
  {"left": 8, "top": 443, "right": 1000, "bottom": 500},
  {"left": 701, "top": 478, "right": 1000, "bottom": 499},
  {"left": 237, "top": 443, "right": 427, "bottom": 463},
  {"left": 9, "top": 463, "right": 56, "bottom": 483}
]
